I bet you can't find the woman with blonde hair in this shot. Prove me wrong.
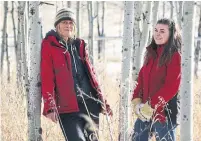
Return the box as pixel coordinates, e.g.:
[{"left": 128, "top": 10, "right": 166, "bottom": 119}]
[{"left": 40, "top": 8, "right": 112, "bottom": 141}]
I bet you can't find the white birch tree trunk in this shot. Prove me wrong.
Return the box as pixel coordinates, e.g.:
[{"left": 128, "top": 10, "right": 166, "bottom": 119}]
[
  {"left": 119, "top": 2, "right": 134, "bottom": 141},
  {"left": 194, "top": 5, "right": 201, "bottom": 79},
  {"left": 132, "top": 1, "right": 142, "bottom": 82},
  {"left": 177, "top": 2, "right": 183, "bottom": 30},
  {"left": 97, "top": 1, "right": 105, "bottom": 62},
  {"left": 19, "top": 2, "right": 28, "bottom": 88},
  {"left": 135, "top": 1, "right": 152, "bottom": 75},
  {"left": 0, "top": 1, "right": 8, "bottom": 75},
  {"left": 76, "top": 1, "right": 81, "bottom": 37},
  {"left": 27, "top": 2, "right": 42, "bottom": 141},
  {"left": 170, "top": 1, "right": 174, "bottom": 19},
  {"left": 87, "top": 1, "right": 94, "bottom": 64},
  {"left": 180, "top": 2, "right": 196, "bottom": 141},
  {"left": 152, "top": 1, "right": 159, "bottom": 29},
  {"left": 163, "top": 2, "right": 166, "bottom": 17},
  {"left": 148, "top": 1, "right": 159, "bottom": 44},
  {"left": 67, "top": 1, "right": 71, "bottom": 8}
]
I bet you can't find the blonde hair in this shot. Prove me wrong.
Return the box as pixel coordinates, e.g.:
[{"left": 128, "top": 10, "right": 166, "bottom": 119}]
[{"left": 56, "top": 22, "right": 77, "bottom": 39}]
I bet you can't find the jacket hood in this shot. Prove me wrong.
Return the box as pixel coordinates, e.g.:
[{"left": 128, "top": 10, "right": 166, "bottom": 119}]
[
  {"left": 45, "top": 29, "right": 61, "bottom": 41},
  {"left": 44, "top": 29, "right": 81, "bottom": 49}
]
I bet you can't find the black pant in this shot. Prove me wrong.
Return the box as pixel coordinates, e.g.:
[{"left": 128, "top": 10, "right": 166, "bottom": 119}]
[{"left": 59, "top": 98, "right": 101, "bottom": 141}]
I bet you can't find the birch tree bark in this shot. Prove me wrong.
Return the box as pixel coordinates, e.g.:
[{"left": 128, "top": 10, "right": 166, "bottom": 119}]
[
  {"left": 27, "top": 2, "right": 42, "bottom": 141},
  {"left": 19, "top": 2, "right": 29, "bottom": 89},
  {"left": 134, "top": 1, "right": 152, "bottom": 76},
  {"left": 148, "top": 1, "right": 159, "bottom": 44},
  {"left": 177, "top": 1, "right": 183, "bottom": 30},
  {"left": 0, "top": 1, "right": 8, "bottom": 75},
  {"left": 163, "top": 2, "right": 166, "bottom": 17},
  {"left": 119, "top": 2, "right": 134, "bottom": 141},
  {"left": 194, "top": 6, "right": 201, "bottom": 79},
  {"left": 16, "top": 2, "right": 26, "bottom": 85},
  {"left": 180, "top": 2, "right": 196, "bottom": 141},
  {"left": 87, "top": 1, "right": 94, "bottom": 64},
  {"left": 132, "top": 1, "right": 142, "bottom": 82},
  {"left": 97, "top": 1, "right": 105, "bottom": 61},
  {"left": 170, "top": 1, "right": 174, "bottom": 19},
  {"left": 67, "top": 1, "right": 71, "bottom": 8},
  {"left": 5, "top": 33, "right": 10, "bottom": 82},
  {"left": 152, "top": 1, "right": 159, "bottom": 29},
  {"left": 76, "top": 1, "right": 81, "bottom": 37},
  {"left": 11, "top": 1, "right": 18, "bottom": 62}
]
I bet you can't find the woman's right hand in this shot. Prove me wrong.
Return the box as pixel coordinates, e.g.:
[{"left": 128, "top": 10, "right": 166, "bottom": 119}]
[{"left": 46, "top": 111, "right": 58, "bottom": 123}]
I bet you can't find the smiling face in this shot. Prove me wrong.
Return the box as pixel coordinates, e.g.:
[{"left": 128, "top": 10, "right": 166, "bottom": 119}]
[
  {"left": 56, "top": 20, "right": 74, "bottom": 40},
  {"left": 153, "top": 24, "right": 170, "bottom": 45}
]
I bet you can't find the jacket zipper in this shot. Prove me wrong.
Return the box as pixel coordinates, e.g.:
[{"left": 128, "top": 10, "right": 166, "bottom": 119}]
[{"left": 70, "top": 44, "right": 78, "bottom": 73}]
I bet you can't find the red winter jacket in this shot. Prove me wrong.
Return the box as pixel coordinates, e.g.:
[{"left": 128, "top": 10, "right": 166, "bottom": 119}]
[
  {"left": 40, "top": 31, "right": 107, "bottom": 116},
  {"left": 132, "top": 46, "right": 181, "bottom": 122}
]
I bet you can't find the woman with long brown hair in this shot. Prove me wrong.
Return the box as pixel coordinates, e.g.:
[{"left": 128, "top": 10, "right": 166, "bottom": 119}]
[{"left": 132, "top": 18, "right": 181, "bottom": 141}]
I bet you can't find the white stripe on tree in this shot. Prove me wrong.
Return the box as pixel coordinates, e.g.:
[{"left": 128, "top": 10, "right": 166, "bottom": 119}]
[
  {"left": 27, "top": 1, "right": 42, "bottom": 141},
  {"left": 180, "top": 1, "right": 196, "bottom": 141},
  {"left": 119, "top": 2, "right": 134, "bottom": 141}
]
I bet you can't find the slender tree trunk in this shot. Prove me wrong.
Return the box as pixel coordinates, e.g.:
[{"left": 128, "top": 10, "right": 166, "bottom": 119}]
[
  {"left": 194, "top": 5, "right": 201, "bottom": 79},
  {"left": 177, "top": 1, "right": 183, "bottom": 30},
  {"left": 11, "top": 1, "right": 18, "bottom": 62},
  {"left": 148, "top": 1, "right": 159, "bottom": 44},
  {"left": 5, "top": 33, "right": 10, "bottom": 83},
  {"left": 55, "top": 1, "right": 58, "bottom": 12},
  {"left": 119, "top": 2, "right": 134, "bottom": 141},
  {"left": 17, "top": 2, "right": 26, "bottom": 85},
  {"left": 1, "top": 1, "right": 8, "bottom": 75},
  {"left": 67, "top": 1, "right": 71, "bottom": 8},
  {"left": 87, "top": 1, "right": 94, "bottom": 64},
  {"left": 20, "top": 2, "right": 28, "bottom": 85},
  {"left": 170, "top": 1, "right": 174, "bottom": 19},
  {"left": 152, "top": 1, "right": 159, "bottom": 28},
  {"left": 135, "top": 1, "right": 152, "bottom": 75},
  {"left": 132, "top": 1, "right": 143, "bottom": 82},
  {"left": 27, "top": 2, "right": 42, "bottom": 141},
  {"left": 163, "top": 1, "right": 166, "bottom": 18},
  {"left": 76, "top": 1, "right": 80, "bottom": 37},
  {"left": 180, "top": 2, "right": 196, "bottom": 141},
  {"left": 97, "top": 2, "right": 105, "bottom": 61},
  {"left": 61, "top": 1, "right": 64, "bottom": 8},
  {"left": 11, "top": 1, "right": 20, "bottom": 85}
]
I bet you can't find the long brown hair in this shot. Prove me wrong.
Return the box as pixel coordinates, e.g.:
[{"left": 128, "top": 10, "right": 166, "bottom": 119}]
[{"left": 144, "top": 18, "right": 182, "bottom": 66}]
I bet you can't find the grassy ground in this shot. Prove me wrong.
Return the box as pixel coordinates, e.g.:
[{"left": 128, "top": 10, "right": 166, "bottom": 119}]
[{"left": 1, "top": 62, "right": 201, "bottom": 141}]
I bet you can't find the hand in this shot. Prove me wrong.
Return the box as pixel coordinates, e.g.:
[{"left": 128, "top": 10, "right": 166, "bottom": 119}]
[
  {"left": 137, "top": 102, "right": 154, "bottom": 121},
  {"left": 134, "top": 103, "right": 148, "bottom": 122},
  {"left": 140, "top": 102, "right": 154, "bottom": 118},
  {"left": 46, "top": 111, "right": 58, "bottom": 123},
  {"left": 132, "top": 98, "right": 148, "bottom": 121}
]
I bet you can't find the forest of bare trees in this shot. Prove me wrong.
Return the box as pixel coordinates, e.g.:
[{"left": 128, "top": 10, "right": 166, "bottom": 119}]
[{"left": 1, "top": 1, "right": 201, "bottom": 141}]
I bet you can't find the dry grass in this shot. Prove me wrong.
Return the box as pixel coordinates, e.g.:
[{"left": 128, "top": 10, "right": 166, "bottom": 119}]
[
  {"left": 1, "top": 61, "right": 121, "bottom": 141},
  {"left": 1, "top": 62, "right": 201, "bottom": 141}
]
